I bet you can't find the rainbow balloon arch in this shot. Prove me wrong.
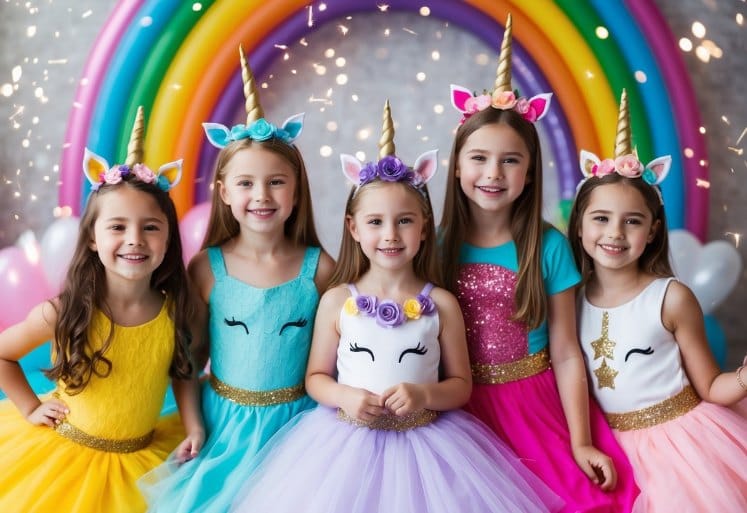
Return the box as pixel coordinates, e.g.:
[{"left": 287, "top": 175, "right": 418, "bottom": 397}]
[{"left": 59, "top": 0, "right": 708, "bottom": 239}]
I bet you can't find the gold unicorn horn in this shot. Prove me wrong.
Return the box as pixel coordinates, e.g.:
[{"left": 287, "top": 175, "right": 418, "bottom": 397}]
[
  {"left": 494, "top": 13, "right": 513, "bottom": 94},
  {"left": 125, "top": 105, "right": 145, "bottom": 167},
  {"left": 378, "top": 100, "right": 396, "bottom": 159},
  {"left": 239, "top": 45, "right": 265, "bottom": 125},
  {"left": 614, "top": 89, "right": 632, "bottom": 158}
]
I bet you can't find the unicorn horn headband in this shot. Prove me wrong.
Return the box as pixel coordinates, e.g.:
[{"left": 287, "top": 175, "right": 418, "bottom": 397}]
[
  {"left": 203, "top": 45, "right": 304, "bottom": 149},
  {"left": 450, "top": 13, "right": 552, "bottom": 124},
  {"left": 340, "top": 100, "right": 438, "bottom": 194},
  {"left": 82, "top": 106, "right": 182, "bottom": 192},
  {"left": 578, "top": 89, "right": 672, "bottom": 202}
]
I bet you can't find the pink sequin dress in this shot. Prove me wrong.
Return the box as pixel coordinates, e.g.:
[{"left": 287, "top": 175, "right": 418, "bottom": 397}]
[{"left": 456, "top": 228, "right": 639, "bottom": 513}]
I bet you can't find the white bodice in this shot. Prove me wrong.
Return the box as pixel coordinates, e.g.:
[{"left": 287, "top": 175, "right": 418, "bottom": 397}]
[
  {"left": 336, "top": 285, "right": 441, "bottom": 395},
  {"left": 577, "top": 278, "right": 691, "bottom": 414}
]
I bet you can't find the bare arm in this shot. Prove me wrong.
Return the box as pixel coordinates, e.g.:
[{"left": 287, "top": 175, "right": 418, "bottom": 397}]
[
  {"left": 381, "top": 288, "right": 472, "bottom": 414},
  {"left": 0, "top": 300, "right": 67, "bottom": 425},
  {"left": 188, "top": 250, "right": 213, "bottom": 370},
  {"left": 549, "top": 287, "right": 617, "bottom": 490},
  {"left": 663, "top": 280, "right": 747, "bottom": 405},
  {"left": 305, "top": 286, "right": 386, "bottom": 422},
  {"left": 313, "top": 250, "right": 336, "bottom": 295}
]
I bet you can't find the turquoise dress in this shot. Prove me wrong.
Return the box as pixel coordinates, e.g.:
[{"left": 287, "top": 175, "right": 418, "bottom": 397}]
[{"left": 140, "top": 246, "right": 320, "bottom": 513}]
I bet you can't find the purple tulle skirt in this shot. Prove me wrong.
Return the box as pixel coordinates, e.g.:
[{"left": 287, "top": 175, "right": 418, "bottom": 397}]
[{"left": 230, "top": 406, "right": 563, "bottom": 513}]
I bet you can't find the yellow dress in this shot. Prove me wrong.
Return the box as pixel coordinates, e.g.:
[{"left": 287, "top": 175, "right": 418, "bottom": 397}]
[{"left": 0, "top": 301, "right": 185, "bottom": 513}]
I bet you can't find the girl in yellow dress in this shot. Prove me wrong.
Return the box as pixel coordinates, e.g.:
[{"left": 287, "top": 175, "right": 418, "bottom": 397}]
[{"left": 0, "top": 108, "right": 204, "bottom": 513}]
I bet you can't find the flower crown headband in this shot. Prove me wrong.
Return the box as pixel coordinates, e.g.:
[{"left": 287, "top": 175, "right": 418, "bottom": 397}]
[
  {"left": 83, "top": 106, "right": 182, "bottom": 192},
  {"left": 450, "top": 14, "right": 552, "bottom": 125},
  {"left": 340, "top": 100, "right": 438, "bottom": 196},
  {"left": 578, "top": 89, "right": 671, "bottom": 204},
  {"left": 203, "top": 46, "right": 304, "bottom": 149}
]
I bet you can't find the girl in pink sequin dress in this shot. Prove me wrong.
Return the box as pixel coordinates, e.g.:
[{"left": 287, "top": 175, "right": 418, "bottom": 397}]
[{"left": 438, "top": 15, "right": 639, "bottom": 512}]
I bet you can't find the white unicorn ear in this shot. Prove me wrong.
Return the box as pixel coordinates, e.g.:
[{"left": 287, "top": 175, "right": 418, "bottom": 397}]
[
  {"left": 645, "top": 155, "right": 672, "bottom": 185},
  {"left": 450, "top": 84, "right": 473, "bottom": 114},
  {"left": 413, "top": 150, "right": 438, "bottom": 185},
  {"left": 340, "top": 153, "right": 362, "bottom": 186},
  {"left": 83, "top": 148, "right": 110, "bottom": 184},
  {"left": 280, "top": 113, "right": 305, "bottom": 143},
  {"left": 156, "top": 159, "right": 183, "bottom": 189},
  {"left": 579, "top": 150, "right": 600, "bottom": 179}
]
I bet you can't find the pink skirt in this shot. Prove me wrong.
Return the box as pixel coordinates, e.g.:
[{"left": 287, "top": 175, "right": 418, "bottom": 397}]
[
  {"left": 615, "top": 401, "right": 747, "bottom": 513},
  {"left": 465, "top": 367, "right": 639, "bottom": 513}
]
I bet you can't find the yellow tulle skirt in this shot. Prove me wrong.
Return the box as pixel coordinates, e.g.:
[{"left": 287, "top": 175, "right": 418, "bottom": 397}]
[{"left": 0, "top": 399, "right": 185, "bottom": 513}]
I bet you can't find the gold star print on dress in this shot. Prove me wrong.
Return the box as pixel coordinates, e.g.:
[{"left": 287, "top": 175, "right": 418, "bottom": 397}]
[{"left": 591, "top": 312, "right": 618, "bottom": 389}]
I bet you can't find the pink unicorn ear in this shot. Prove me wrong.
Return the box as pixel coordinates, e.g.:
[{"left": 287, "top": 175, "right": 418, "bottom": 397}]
[
  {"left": 412, "top": 150, "right": 438, "bottom": 185},
  {"left": 644, "top": 155, "right": 672, "bottom": 185},
  {"left": 450, "top": 84, "right": 473, "bottom": 113},
  {"left": 579, "top": 150, "right": 600, "bottom": 179},
  {"left": 82, "top": 148, "right": 110, "bottom": 185},
  {"left": 340, "top": 153, "right": 362, "bottom": 186},
  {"left": 526, "top": 93, "right": 552, "bottom": 121}
]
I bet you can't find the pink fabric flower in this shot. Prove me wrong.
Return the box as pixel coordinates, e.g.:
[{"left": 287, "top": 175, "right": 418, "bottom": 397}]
[
  {"left": 103, "top": 166, "right": 124, "bottom": 185},
  {"left": 614, "top": 154, "right": 643, "bottom": 177},
  {"left": 515, "top": 98, "right": 530, "bottom": 115},
  {"left": 132, "top": 163, "right": 156, "bottom": 184},
  {"left": 592, "top": 159, "right": 616, "bottom": 177},
  {"left": 464, "top": 94, "right": 491, "bottom": 113},
  {"left": 491, "top": 90, "right": 517, "bottom": 110}
]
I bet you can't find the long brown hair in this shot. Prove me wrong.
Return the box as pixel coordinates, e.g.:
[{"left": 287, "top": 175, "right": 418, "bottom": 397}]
[
  {"left": 567, "top": 174, "right": 673, "bottom": 284},
  {"left": 440, "top": 107, "right": 547, "bottom": 330},
  {"left": 328, "top": 180, "right": 442, "bottom": 288},
  {"left": 46, "top": 177, "right": 195, "bottom": 393},
  {"left": 201, "top": 138, "right": 321, "bottom": 249}
]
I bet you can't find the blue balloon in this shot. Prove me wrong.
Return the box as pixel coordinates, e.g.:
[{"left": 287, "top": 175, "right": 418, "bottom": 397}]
[{"left": 703, "top": 314, "right": 727, "bottom": 369}]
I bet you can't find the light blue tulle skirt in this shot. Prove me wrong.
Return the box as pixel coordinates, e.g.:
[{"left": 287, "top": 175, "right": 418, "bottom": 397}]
[{"left": 139, "top": 381, "right": 315, "bottom": 513}]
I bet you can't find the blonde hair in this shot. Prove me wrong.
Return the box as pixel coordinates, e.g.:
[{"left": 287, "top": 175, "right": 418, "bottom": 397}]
[
  {"left": 201, "top": 137, "right": 321, "bottom": 249},
  {"left": 440, "top": 107, "right": 547, "bottom": 330}
]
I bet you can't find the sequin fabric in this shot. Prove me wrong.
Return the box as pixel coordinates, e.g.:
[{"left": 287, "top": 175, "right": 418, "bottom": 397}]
[{"left": 457, "top": 263, "right": 528, "bottom": 365}]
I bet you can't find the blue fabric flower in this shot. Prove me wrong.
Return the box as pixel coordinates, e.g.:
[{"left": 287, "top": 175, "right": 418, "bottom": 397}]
[{"left": 641, "top": 168, "right": 657, "bottom": 185}]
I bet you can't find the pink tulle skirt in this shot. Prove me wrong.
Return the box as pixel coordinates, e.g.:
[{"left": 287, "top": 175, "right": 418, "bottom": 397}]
[
  {"left": 615, "top": 401, "right": 747, "bottom": 513},
  {"left": 464, "top": 368, "right": 640, "bottom": 513}
]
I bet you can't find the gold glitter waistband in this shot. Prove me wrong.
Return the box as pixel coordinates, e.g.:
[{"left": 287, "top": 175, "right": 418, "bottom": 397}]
[
  {"left": 472, "top": 348, "right": 550, "bottom": 384},
  {"left": 605, "top": 385, "right": 701, "bottom": 431},
  {"left": 209, "top": 374, "right": 306, "bottom": 406},
  {"left": 337, "top": 408, "right": 438, "bottom": 431},
  {"left": 54, "top": 422, "right": 154, "bottom": 453}
]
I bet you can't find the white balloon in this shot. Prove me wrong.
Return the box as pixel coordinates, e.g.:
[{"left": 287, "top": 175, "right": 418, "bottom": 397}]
[
  {"left": 14, "top": 229, "right": 41, "bottom": 266},
  {"left": 668, "top": 229, "right": 701, "bottom": 284},
  {"left": 688, "top": 240, "right": 742, "bottom": 315},
  {"left": 40, "top": 216, "right": 80, "bottom": 294}
]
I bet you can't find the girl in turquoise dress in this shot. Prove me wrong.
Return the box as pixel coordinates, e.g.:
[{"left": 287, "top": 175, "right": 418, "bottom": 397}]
[{"left": 140, "top": 48, "right": 334, "bottom": 513}]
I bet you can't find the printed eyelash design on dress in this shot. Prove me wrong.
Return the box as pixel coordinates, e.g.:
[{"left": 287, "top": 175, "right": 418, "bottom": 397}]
[
  {"left": 224, "top": 316, "right": 249, "bottom": 335},
  {"left": 398, "top": 342, "right": 428, "bottom": 363},
  {"left": 349, "top": 342, "right": 375, "bottom": 361},
  {"left": 624, "top": 347, "right": 654, "bottom": 362},
  {"left": 279, "top": 318, "right": 308, "bottom": 335}
]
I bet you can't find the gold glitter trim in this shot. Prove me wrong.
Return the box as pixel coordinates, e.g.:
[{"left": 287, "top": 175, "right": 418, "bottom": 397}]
[
  {"left": 606, "top": 385, "right": 701, "bottom": 431},
  {"left": 471, "top": 348, "right": 550, "bottom": 384},
  {"left": 337, "top": 408, "right": 438, "bottom": 431},
  {"left": 209, "top": 374, "right": 305, "bottom": 406},
  {"left": 54, "top": 422, "right": 153, "bottom": 453}
]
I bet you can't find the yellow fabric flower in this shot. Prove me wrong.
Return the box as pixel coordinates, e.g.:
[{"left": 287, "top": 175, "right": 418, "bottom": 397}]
[
  {"left": 403, "top": 299, "right": 422, "bottom": 320},
  {"left": 343, "top": 297, "right": 359, "bottom": 316}
]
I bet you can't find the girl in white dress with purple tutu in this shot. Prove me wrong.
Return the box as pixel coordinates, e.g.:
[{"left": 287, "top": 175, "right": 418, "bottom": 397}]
[{"left": 230, "top": 102, "right": 562, "bottom": 513}]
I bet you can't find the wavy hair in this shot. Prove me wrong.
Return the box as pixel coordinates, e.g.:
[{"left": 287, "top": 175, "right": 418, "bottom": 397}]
[{"left": 45, "top": 177, "right": 195, "bottom": 393}]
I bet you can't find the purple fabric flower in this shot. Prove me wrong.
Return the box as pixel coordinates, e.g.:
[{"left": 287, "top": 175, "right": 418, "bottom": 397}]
[
  {"left": 377, "top": 156, "right": 409, "bottom": 182},
  {"left": 355, "top": 294, "right": 378, "bottom": 316},
  {"left": 416, "top": 294, "right": 436, "bottom": 316},
  {"left": 358, "top": 162, "right": 378, "bottom": 185},
  {"left": 118, "top": 165, "right": 131, "bottom": 177},
  {"left": 376, "top": 300, "right": 405, "bottom": 328}
]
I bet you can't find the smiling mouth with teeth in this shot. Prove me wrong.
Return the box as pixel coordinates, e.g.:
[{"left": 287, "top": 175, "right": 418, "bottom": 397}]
[
  {"left": 477, "top": 185, "right": 505, "bottom": 193},
  {"left": 119, "top": 254, "right": 147, "bottom": 261}
]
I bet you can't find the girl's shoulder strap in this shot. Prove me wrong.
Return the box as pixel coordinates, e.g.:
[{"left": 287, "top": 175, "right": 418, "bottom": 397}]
[
  {"left": 298, "top": 246, "right": 321, "bottom": 279},
  {"left": 419, "top": 282, "right": 434, "bottom": 297},
  {"left": 347, "top": 283, "right": 359, "bottom": 296},
  {"left": 206, "top": 246, "right": 228, "bottom": 280}
]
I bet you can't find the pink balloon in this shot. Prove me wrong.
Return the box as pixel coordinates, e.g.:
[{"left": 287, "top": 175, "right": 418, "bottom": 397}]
[
  {"left": 0, "top": 246, "right": 53, "bottom": 327},
  {"left": 179, "top": 202, "right": 211, "bottom": 264}
]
